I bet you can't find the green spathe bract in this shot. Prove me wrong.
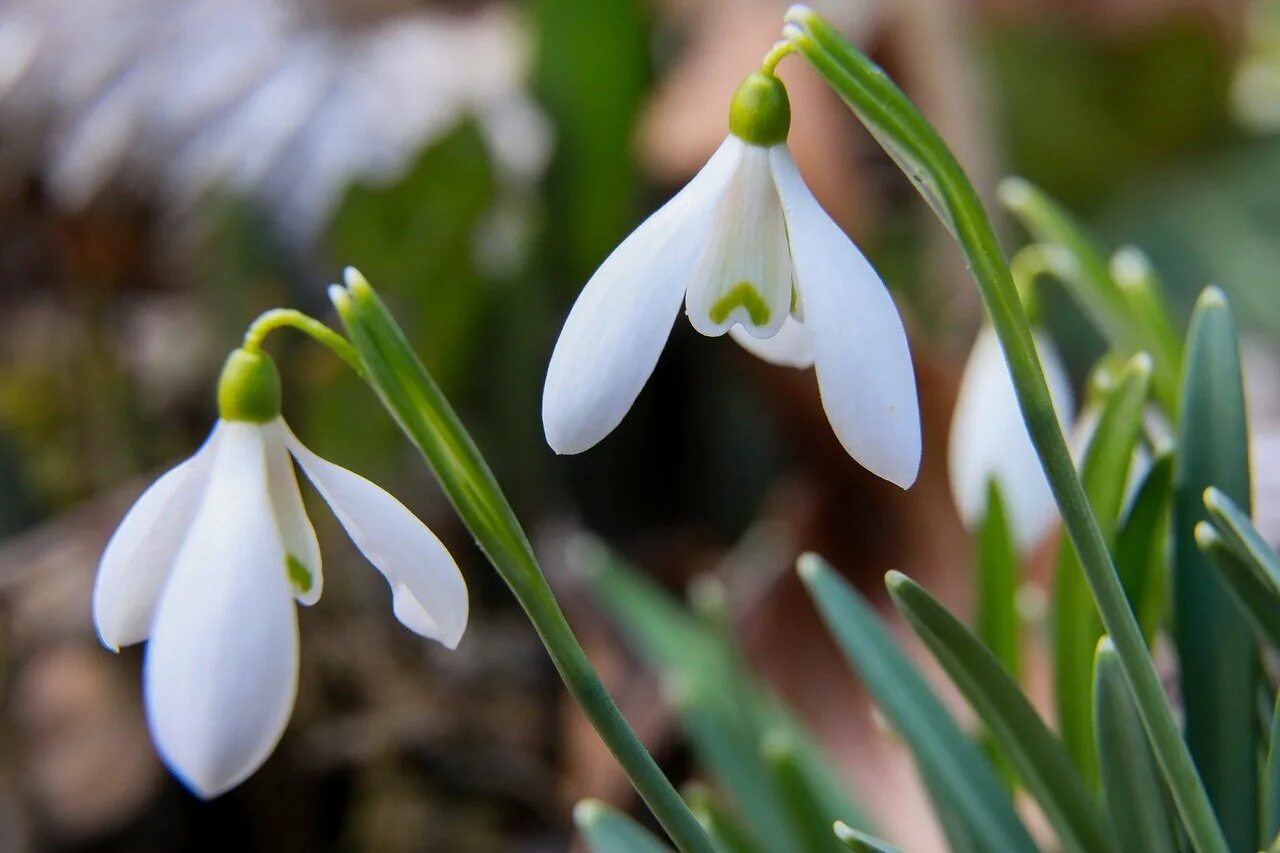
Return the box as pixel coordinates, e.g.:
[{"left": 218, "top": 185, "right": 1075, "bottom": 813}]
[
  {"left": 729, "top": 71, "right": 791, "bottom": 147},
  {"left": 217, "top": 348, "right": 282, "bottom": 423}
]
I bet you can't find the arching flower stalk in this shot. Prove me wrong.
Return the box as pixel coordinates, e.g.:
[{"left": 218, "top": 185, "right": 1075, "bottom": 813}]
[
  {"left": 542, "top": 63, "right": 921, "bottom": 489},
  {"left": 93, "top": 342, "right": 468, "bottom": 797}
]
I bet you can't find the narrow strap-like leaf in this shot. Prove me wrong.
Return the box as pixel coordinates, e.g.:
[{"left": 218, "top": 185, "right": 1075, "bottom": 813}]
[
  {"left": 1203, "top": 487, "right": 1280, "bottom": 589},
  {"left": 1093, "top": 639, "right": 1183, "bottom": 853},
  {"left": 1195, "top": 525, "right": 1280, "bottom": 650},
  {"left": 798, "top": 554, "right": 1037, "bottom": 853},
  {"left": 577, "top": 800, "right": 676, "bottom": 853},
  {"left": 976, "top": 481, "right": 1020, "bottom": 678},
  {"left": 1265, "top": 694, "right": 1280, "bottom": 844},
  {"left": 1053, "top": 352, "right": 1151, "bottom": 784},
  {"left": 888, "top": 571, "right": 1118, "bottom": 853},
  {"left": 1114, "top": 454, "right": 1174, "bottom": 643},
  {"left": 762, "top": 730, "right": 847, "bottom": 853},
  {"left": 1173, "top": 288, "right": 1259, "bottom": 851},
  {"left": 683, "top": 784, "right": 764, "bottom": 853},
  {"left": 834, "top": 822, "right": 903, "bottom": 853},
  {"left": 997, "top": 178, "right": 1180, "bottom": 415}
]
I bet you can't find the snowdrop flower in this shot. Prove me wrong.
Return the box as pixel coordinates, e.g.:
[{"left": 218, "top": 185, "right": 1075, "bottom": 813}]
[
  {"left": 542, "top": 71, "right": 920, "bottom": 488},
  {"left": 93, "top": 347, "right": 467, "bottom": 797},
  {"left": 949, "top": 325, "right": 1075, "bottom": 551}
]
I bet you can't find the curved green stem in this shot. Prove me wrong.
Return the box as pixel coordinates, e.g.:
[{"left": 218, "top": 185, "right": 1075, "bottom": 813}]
[
  {"left": 761, "top": 39, "right": 796, "bottom": 75},
  {"left": 783, "top": 9, "right": 1227, "bottom": 852},
  {"left": 243, "top": 308, "right": 365, "bottom": 377},
  {"left": 329, "top": 272, "right": 713, "bottom": 853}
]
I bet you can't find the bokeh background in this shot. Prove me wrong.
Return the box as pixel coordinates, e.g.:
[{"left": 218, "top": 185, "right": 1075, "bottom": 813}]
[{"left": 0, "top": 0, "right": 1277, "bottom": 850}]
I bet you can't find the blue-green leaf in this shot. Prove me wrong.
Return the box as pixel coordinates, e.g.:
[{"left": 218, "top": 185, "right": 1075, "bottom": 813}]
[
  {"left": 1093, "top": 638, "right": 1183, "bottom": 853},
  {"left": 1053, "top": 352, "right": 1152, "bottom": 784},
  {"left": 1194, "top": 524, "right": 1280, "bottom": 650},
  {"left": 1265, "top": 693, "right": 1280, "bottom": 845},
  {"left": 579, "top": 540, "right": 870, "bottom": 850},
  {"left": 577, "top": 800, "right": 674, "bottom": 853},
  {"left": 835, "top": 822, "right": 903, "bottom": 853},
  {"left": 1114, "top": 454, "right": 1174, "bottom": 643},
  {"left": 976, "top": 481, "right": 1020, "bottom": 678},
  {"left": 888, "top": 571, "right": 1117, "bottom": 853},
  {"left": 1173, "top": 287, "right": 1258, "bottom": 851},
  {"left": 1203, "top": 487, "right": 1280, "bottom": 589},
  {"left": 798, "top": 554, "right": 1037, "bottom": 853}
]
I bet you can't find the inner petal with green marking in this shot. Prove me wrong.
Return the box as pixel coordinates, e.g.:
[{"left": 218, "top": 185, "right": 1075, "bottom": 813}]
[
  {"left": 686, "top": 143, "right": 794, "bottom": 339},
  {"left": 709, "top": 282, "right": 772, "bottom": 326},
  {"left": 286, "top": 553, "right": 313, "bottom": 595}
]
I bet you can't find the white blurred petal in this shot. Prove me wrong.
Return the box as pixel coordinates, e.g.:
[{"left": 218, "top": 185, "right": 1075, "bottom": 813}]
[
  {"left": 685, "top": 144, "right": 792, "bottom": 339},
  {"left": 92, "top": 423, "right": 221, "bottom": 651},
  {"left": 729, "top": 315, "right": 814, "bottom": 368},
  {"left": 770, "top": 145, "right": 921, "bottom": 488},
  {"left": 284, "top": 426, "right": 468, "bottom": 649},
  {"left": 949, "top": 325, "right": 1074, "bottom": 551},
  {"left": 145, "top": 421, "right": 299, "bottom": 798},
  {"left": 541, "top": 136, "right": 743, "bottom": 454},
  {"left": 261, "top": 418, "right": 321, "bottom": 605}
]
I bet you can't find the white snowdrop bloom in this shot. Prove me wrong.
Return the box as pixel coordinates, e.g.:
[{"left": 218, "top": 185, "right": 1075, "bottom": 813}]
[
  {"left": 949, "top": 325, "right": 1075, "bottom": 552},
  {"left": 541, "top": 72, "right": 921, "bottom": 488},
  {"left": 92, "top": 348, "right": 467, "bottom": 798}
]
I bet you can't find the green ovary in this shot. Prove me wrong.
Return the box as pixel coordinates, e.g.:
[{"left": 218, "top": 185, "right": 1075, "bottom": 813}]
[
  {"left": 709, "top": 282, "right": 772, "bottom": 327},
  {"left": 287, "top": 554, "right": 313, "bottom": 594}
]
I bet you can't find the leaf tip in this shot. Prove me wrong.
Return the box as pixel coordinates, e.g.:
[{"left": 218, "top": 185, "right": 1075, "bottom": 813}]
[
  {"left": 796, "top": 551, "right": 824, "bottom": 583},
  {"left": 995, "top": 175, "right": 1033, "bottom": 211},
  {"left": 1194, "top": 285, "right": 1228, "bottom": 312},
  {"left": 1193, "top": 520, "right": 1220, "bottom": 551},
  {"left": 573, "top": 798, "right": 606, "bottom": 829}
]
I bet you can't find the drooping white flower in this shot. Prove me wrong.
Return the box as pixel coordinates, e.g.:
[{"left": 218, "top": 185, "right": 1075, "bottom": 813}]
[
  {"left": 92, "top": 348, "right": 467, "bottom": 797},
  {"left": 541, "top": 72, "right": 921, "bottom": 489},
  {"left": 948, "top": 325, "right": 1075, "bottom": 552}
]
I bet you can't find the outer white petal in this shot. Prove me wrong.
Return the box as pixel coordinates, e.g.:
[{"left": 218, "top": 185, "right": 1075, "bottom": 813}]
[
  {"left": 729, "top": 315, "right": 814, "bottom": 368},
  {"left": 949, "top": 325, "right": 1075, "bottom": 551},
  {"left": 685, "top": 144, "right": 793, "bottom": 339},
  {"left": 93, "top": 424, "right": 222, "bottom": 651},
  {"left": 261, "top": 418, "right": 322, "bottom": 605},
  {"left": 284, "top": 427, "right": 468, "bottom": 649},
  {"left": 542, "top": 137, "right": 744, "bottom": 455},
  {"left": 145, "top": 422, "right": 299, "bottom": 798},
  {"left": 770, "top": 146, "right": 921, "bottom": 488}
]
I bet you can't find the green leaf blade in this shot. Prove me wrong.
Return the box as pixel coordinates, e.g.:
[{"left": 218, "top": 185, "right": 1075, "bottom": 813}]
[
  {"left": 798, "top": 555, "right": 1037, "bottom": 853},
  {"left": 576, "top": 800, "right": 675, "bottom": 853},
  {"left": 888, "top": 572, "right": 1118, "bottom": 853},
  {"left": 1173, "top": 287, "right": 1258, "bottom": 851},
  {"left": 1053, "top": 353, "right": 1152, "bottom": 784},
  {"left": 1093, "top": 639, "right": 1183, "bottom": 853}
]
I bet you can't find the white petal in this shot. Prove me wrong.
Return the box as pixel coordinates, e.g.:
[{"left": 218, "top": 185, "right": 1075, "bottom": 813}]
[
  {"left": 542, "top": 137, "right": 745, "bottom": 455},
  {"left": 685, "top": 144, "right": 793, "bottom": 339},
  {"left": 770, "top": 146, "right": 921, "bottom": 488},
  {"left": 729, "top": 315, "right": 814, "bottom": 368},
  {"left": 145, "top": 422, "right": 299, "bottom": 798},
  {"left": 93, "top": 424, "right": 222, "bottom": 651},
  {"left": 284, "top": 427, "right": 468, "bottom": 649},
  {"left": 949, "top": 325, "right": 1075, "bottom": 551},
  {"left": 261, "top": 418, "right": 322, "bottom": 605}
]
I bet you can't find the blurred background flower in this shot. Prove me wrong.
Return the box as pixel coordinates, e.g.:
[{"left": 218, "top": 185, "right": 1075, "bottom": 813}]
[{"left": 0, "top": 0, "right": 1276, "bottom": 850}]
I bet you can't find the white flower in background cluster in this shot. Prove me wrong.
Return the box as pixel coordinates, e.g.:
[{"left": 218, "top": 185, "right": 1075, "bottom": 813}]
[
  {"left": 542, "top": 71, "right": 921, "bottom": 489},
  {"left": 949, "top": 325, "right": 1075, "bottom": 551},
  {"left": 93, "top": 347, "right": 467, "bottom": 797},
  {"left": 0, "top": 0, "right": 547, "bottom": 239}
]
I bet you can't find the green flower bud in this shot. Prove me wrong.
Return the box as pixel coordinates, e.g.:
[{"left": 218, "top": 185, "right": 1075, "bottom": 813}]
[
  {"left": 217, "top": 348, "right": 282, "bottom": 423},
  {"left": 729, "top": 72, "right": 791, "bottom": 147}
]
